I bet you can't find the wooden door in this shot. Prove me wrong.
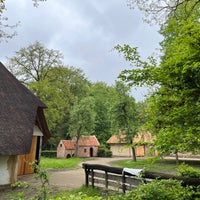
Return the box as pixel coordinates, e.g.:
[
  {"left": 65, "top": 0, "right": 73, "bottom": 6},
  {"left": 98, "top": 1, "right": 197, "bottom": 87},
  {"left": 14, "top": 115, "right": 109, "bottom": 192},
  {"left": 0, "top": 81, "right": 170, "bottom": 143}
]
[{"left": 18, "top": 136, "right": 37, "bottom": 175}]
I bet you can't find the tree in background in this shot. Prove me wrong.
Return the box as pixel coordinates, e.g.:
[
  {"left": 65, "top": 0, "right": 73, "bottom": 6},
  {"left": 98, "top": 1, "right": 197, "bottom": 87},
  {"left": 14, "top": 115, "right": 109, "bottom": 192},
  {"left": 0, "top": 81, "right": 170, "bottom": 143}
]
[
  {"left": 127, "top": 0, "right": 200, "bottom": 24},
  {"left": 116, "top": 0, "right": 200, "bottom": 163},
  {"left": 7, "top": 42, "right": 91, "bottom": 149},
  {"left": 89, "top": 82, "right": 119, "bottom": 144},
  {"left": 7, "top": 41, "right": 63, "bottom": 84},
  {"left": 111, "top": 81, "right": 138, "bottom": 161},
  {"left": 29, "top": 66, "right": 90, "bottom": 148},
  {"left": 69, "top": 96, "right": 96, "bottom": 157}
]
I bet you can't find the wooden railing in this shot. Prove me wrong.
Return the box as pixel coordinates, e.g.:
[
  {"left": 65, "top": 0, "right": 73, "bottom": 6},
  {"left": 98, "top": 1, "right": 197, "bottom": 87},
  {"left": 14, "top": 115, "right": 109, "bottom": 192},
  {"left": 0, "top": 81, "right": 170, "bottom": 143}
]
[{"left": 82, "top": 163, "right": 200, "bottom": 193}]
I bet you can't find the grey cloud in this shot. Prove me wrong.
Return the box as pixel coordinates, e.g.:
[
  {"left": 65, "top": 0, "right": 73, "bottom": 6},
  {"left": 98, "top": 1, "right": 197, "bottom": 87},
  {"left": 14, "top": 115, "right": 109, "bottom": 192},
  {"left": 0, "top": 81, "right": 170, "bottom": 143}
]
[{"left": 0, "top": 0, "right": 162, "bottom": 101}]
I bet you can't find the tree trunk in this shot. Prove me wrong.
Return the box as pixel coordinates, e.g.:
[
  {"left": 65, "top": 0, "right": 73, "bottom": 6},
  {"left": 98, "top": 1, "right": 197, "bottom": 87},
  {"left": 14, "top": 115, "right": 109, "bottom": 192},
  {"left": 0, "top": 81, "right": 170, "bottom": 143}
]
[
  {"left": 175, "top": 151, "right": 179, "bottom": 165},
  {"left": 132, "top": 147, "right": 137, "bottom": 162},
  {"left": 74, "top": 129, "right": 81, "bottom": 157},
  {"left": 74, "top": 138, "right": 79, "bottom": 157}
]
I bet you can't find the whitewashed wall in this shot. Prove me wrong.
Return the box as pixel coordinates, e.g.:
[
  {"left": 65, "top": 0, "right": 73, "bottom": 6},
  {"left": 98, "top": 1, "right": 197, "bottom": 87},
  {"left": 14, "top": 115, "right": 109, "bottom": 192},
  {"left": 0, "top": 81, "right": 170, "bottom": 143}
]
[{"left": 0, "top": 155, "right": 18, "bottom": 186}]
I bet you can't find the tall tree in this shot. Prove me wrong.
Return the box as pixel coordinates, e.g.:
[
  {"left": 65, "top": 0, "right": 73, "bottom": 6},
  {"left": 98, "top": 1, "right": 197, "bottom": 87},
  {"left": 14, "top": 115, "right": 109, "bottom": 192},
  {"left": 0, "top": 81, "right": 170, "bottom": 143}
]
[
  {"left": 111, "top": 81, "right": 138, "bottom": 161},
  {"left": 89, "top": 82, "right": 118, "bottom": 144},
  {"left": 116, "top": 1, "right": 200, "bottom": 163},
  {"left": 69, "top": 96, "right": 96, "bottom": 157},
  {"left": 29, "top": 66, "right": 90, "bottom": 149},
  {"left": 7, "top": 41, "right": 63, "bottom": 83}
]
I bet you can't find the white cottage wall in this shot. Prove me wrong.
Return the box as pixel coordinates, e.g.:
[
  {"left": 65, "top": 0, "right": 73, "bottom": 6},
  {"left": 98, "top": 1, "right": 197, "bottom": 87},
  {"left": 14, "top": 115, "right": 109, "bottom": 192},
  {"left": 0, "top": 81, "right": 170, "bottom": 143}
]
[{"left": 0, "top": 155, "right": 18, "bottom": 186}]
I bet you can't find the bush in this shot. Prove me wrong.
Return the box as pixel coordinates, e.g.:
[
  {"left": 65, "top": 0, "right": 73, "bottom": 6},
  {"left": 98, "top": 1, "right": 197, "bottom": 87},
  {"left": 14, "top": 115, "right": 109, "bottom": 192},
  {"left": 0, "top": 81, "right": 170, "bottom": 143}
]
[
  {"left": 41, "top": 150, "right": 57, "bottom": 158},
  {"left": 98, "top": 145, "right": 112, "bottom": 157},
  {"left": 120, "top": 179, "right": 193, "bottom": 200},
  {"left": 177, "top": 163, "right": 200, "bottom": 178}
]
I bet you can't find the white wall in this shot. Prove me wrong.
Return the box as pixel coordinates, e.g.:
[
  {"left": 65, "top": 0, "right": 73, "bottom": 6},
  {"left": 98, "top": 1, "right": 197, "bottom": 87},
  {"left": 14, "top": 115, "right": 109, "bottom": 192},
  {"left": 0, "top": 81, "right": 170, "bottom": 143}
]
[{"left": 0, "top": 155, "right": 18, "bottom": 185}]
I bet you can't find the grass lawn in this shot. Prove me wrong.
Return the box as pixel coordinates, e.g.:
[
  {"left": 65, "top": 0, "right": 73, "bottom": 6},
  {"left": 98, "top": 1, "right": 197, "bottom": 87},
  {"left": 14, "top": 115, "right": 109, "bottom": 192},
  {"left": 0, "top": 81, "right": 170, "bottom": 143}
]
[
  {"left": 40, "top": 157, "right": 90, "bottom": 169},
  {"left": 112, "top": 157, "right": 200, "bottom": 175}
]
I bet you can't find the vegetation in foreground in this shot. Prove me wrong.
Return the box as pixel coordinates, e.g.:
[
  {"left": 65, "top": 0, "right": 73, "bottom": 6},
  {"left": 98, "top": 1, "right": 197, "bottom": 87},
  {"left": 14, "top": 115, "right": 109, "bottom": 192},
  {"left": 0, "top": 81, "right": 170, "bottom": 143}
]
[{"left": 4, "top": 157, "right": 200, "bottom": 199}]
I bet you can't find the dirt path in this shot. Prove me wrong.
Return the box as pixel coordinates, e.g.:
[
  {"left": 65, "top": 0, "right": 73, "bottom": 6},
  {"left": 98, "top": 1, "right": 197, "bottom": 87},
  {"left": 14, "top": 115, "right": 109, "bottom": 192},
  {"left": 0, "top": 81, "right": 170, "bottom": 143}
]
[
  {"left": 0, "top": 157, "right": 127, "bottom": 199},
  {"left": 47, "top": 157, "right": 127, "bottom": 190}
]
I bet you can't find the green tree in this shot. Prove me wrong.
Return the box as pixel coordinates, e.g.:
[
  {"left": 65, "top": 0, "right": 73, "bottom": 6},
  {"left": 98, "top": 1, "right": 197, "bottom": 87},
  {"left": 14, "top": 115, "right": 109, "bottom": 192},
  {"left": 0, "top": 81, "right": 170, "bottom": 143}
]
[
  {"left": 111, "top": 81, "right": 138, "bottom": 161},
  {"left": 69, "top": 96, "right": 96, "bottom": 157},
  {"left": 116, "top": 1, "right": 200, "bottom": 163},
  {"left": 29, "top": 66, "right": 90, "bottom": 149},
  {"left": 7, "top": 41, "right": 63, "bottom": 83},
  {"left": 89, "top": 82, "right": 118, "bottom": 144}
]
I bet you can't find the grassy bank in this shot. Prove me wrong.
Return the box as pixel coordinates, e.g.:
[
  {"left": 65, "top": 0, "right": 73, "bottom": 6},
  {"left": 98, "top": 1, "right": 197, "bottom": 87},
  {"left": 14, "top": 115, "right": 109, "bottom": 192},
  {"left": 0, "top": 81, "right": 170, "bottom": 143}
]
[
  {"left": 113, "top": 157, "right": 200, "bottom": 175},
  {"left": 40, "top": 157, "right": 90, "bottom": 169}
]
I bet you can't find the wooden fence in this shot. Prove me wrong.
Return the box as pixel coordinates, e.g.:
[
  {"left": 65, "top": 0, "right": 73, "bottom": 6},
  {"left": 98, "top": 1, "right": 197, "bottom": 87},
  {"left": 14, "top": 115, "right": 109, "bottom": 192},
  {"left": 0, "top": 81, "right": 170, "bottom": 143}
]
[{"left": 82, "top": 163, "right": 200, "bottom": 193}]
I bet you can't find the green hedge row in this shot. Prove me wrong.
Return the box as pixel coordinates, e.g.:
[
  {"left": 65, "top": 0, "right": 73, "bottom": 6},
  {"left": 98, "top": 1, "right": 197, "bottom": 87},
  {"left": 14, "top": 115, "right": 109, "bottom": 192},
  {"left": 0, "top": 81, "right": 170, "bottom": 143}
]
[
  {"left": 41, "top": 150, "right": 57, "bottom": 158},
  {"left": 98, "top": 145, "right": 112, "bottom": 157}
]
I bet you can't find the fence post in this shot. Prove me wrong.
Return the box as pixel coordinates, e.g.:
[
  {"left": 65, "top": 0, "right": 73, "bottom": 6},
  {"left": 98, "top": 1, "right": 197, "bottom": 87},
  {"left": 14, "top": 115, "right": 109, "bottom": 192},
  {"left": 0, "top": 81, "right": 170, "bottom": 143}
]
[
  {"left": 122, "top": 173, "right": 126, "bottom": 193},
  {"left": 91, "top": 169, "right": 94, "bottom": 188},
  {"left": 105, "top": 171, "right": 108, "bottom": 189},
  {"left": 83, "top": 164, "right": 89, "bottom": 187}
]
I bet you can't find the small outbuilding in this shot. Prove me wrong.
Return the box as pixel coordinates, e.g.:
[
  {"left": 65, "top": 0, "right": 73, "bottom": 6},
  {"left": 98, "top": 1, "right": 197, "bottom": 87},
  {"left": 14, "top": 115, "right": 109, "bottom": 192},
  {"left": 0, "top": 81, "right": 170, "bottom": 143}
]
[
  {"left": 57, "top": 135, "right": 100, "bottom": 158},
  {"left": 107, "top": 132, "right": 157, "bottom": 157},
  {"left": 0, "top": 62, "right": 50, "bottom": 186}
]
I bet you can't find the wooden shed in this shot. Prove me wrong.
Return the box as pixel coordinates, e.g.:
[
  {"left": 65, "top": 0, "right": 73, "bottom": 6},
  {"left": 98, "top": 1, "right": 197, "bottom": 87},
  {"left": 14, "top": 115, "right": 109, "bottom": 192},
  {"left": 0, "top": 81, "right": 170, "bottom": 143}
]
[
  {"left": 57, "top": 135, "right": 100, "bottom": 158},
  {"left": 0, "top": 62, "right": 50, "bottom": 186},
  {"left": 107, "top": 132, "right": 157, "bottom": 157}
]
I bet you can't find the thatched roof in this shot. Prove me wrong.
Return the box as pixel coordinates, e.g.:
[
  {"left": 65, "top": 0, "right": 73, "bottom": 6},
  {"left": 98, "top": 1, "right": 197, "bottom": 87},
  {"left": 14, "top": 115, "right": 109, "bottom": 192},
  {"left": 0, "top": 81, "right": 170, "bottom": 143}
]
[
  {"left": 107, "top": 132, "right": 156, "bottom": 144},
  {"left": 0, "top": 62, "right": 50, "bottom": 156}
]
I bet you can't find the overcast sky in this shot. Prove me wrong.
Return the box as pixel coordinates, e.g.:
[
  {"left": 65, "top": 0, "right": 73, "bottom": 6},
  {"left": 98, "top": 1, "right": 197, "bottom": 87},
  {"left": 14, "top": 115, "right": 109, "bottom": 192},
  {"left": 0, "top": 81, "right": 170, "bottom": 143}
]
[{"left": 0, "top": 0, "right": 162, "bottom": 101}]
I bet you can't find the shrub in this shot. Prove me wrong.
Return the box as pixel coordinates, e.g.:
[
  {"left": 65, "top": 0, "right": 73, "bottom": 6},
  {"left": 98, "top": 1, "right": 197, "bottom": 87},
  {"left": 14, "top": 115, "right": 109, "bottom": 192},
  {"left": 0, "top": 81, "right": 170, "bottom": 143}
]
[
  {"left": 177, "top": 163, "right": 200, "bottom": 178},
  {"left": 121, "top": 179, "right": 193, "bottom": 200},
  {"left": 98, "top": 145, "right": 112, "bottom": 157},
  {"left": 41, "top": 150, "right": 57, "bottom": 158}
]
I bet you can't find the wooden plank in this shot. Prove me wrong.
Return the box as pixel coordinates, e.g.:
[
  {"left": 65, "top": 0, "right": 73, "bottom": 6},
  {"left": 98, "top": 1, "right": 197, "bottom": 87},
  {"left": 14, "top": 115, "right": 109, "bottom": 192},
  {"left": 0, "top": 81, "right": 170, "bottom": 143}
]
[{"left": 18, "top": 136, "right": 37, "bottom": 175}]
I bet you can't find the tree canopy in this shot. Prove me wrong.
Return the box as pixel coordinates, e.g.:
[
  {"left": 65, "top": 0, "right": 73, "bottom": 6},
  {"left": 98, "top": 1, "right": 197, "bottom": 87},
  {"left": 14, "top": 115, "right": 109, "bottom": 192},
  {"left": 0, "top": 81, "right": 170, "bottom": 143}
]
[
  {"left": 8, "top": 41, "right": 63, "bottom": 83},
  {"left": 127, "top": 0, "right": 200, "bottom": 24},
  {"left": 117, "top": 0, "right": 200, "bottom": 160}
]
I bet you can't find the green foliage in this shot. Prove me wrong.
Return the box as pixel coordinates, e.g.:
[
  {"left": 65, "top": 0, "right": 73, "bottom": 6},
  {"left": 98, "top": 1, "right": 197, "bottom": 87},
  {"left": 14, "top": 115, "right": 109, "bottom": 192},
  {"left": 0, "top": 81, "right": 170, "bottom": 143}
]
[
  {"left": 30, "top": 66, "right": 90, "bottom": 149},
  {"left": 11, "top": 181, "right": 30, "bottom": 189},
  {"left": 116, "top": 1, "right": 200, "bottom": 159},
  {"left": 124, "top": 179, "right": 193, "bottom": 200},
  {"left": 8, "top": 41, "right": 63, "bottom": 83},
  {"left": 116, "top": 158, "right": 180, "bottom": 174},
  {"left": 32, "top": 162, "right": 50, "bottom": 200},
  {"left": 51, "top": 192, "right": 104, "bottom": 200},
  {"left": 9, "top": 181, "right": 30, "bottom": 200},
  {"left": 178, "top": 163, "right": 200, "bottom": 178},
  {"left": 98, "top": 145, "right": 112, "bottom": 157},
  {"left": 69, "top": 96, "right": 96, "bottom": 156},
  {"left": 41, "top": 150, "right": 57, "bottom": 158},
  {"left": 89, "top": 82, "right": 118, "bottom": 144}
]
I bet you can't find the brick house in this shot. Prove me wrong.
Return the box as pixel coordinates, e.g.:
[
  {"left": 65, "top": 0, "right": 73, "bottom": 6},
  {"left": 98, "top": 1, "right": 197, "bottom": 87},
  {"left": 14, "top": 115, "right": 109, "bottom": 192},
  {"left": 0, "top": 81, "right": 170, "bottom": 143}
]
[
  {"left": 57, "top": 135, "right": 100, "bottom": 158},
  {"left": 107, "top": 132, "right": 157, "bottom": 157}
]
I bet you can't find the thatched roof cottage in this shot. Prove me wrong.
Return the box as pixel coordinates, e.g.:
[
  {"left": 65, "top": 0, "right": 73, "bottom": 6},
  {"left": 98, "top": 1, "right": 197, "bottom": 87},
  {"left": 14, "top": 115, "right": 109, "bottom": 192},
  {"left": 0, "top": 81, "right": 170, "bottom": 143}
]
[{"left": 0, "top": 62, "right": 50, "bottom": 186}]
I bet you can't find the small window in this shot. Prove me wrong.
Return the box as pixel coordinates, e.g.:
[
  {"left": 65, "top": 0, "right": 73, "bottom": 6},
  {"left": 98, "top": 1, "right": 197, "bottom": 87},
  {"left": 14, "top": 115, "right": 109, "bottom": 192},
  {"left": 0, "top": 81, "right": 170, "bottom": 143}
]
[
  {"left": 84, "top": 148, "right": 87, "bottom": 153},
  {"left": 60, "top": 144, "right": 62, "bottom": 147}
]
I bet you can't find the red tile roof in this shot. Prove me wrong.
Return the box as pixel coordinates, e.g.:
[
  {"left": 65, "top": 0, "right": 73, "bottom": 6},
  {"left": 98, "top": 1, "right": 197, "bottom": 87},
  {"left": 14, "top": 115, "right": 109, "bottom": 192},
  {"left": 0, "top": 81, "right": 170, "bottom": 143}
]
[
  {"left": 62, "top": 140, "right": 75, "bottom": 150},
  {"left": 61, "top": 135, "right": 100, "bottom": 149}
]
